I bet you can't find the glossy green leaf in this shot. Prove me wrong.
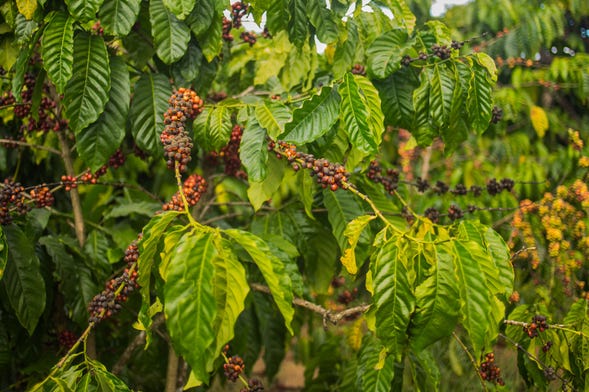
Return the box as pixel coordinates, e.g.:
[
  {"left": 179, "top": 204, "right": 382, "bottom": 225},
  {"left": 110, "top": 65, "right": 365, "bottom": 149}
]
[
  {"left": 428, "top": 63, "right": 455, "bottom": 131},
  {"left": 412, "top": 71, "right": 435, "bottom": 146},
  {"left": 255, "top": 101, "right": 292, "bottom": 139},
  {"left": 99, "top": 0, "right": 141, "bottom": 36},
  {"left": 467, "top": 60, "right": 494, "bottom": 134},
  {"left": 444, "top": 61, "right": 468, "bottom": 152},
  {"left": 339, "top": 72, "right": 373, "bottom": 153},
  {"left": 452, "top": 240, "right": 494, "bottom": 356},
  {"left": 192, "top": 2, "right": 222, "bottom": 62},
  {"left": 410, "top": 242, "right": 460, "bottom": 351},
  {"left": 163, "top": 0, "right": 195, "bottom": 20},
  {"left": 41, "top": 12, "right": 74, "bottom": 94},
  {"left": 163, "top": 230, "right": 217, "bottom": 382},
  {"left": 382, "top": 0, "right": 416, "bottom": 32},
  {"left": 224, "top": 229, "right": 294, "bottom": 335},
  {"left": 65, "top": 0, "right": 104, "bottom": 22},
  {"left": 367, "top": 29, "right": 411, "bottom": 79},
  {"left": 63, "top": 33, "right": 111, "bottom": 133},
  {"left": 323, "top": 188, "right": 368, "bottom": 252},
  {"left": 340, "top": 215, "right": 376, "bottom": 275},
  {"left": 192, "top": 104, "right": 232, "bottom": 151},
  {"left": 408, "top": 349, "right": 440, "bottom": 391},
  {"left": 483, "top": 225, "right": 514, "bottom": 295},
  {"left": 563, "top": 299, "right": 589, "bottom": 371},
  {"left": 281, "top": 87, "right": 341, "bottom": 145},
  {"left": 0, "top": 228, "right": 7, "bottom": 280},
  {"left": 149, "top": 0, "right": 190, "bottom": 64},
  {"left": 207, "top": 237, "right": 249, "bottom": 370},
  {"left": 3, "top": 225, "right": 45, "bottom": 335},
  {"left": 137, "top": 211, "right": 181, "bottom": 310},
  {"left": 76, "top": 56, "right": 129, "bottom": 171},
  {"left": 357, "top": 335, "right": 396, "bottom": 392},
  {"left": 186, "top": 0, "right": 214, "bottom": 36},
  {"left": 247, "top": 157, "right": 285, "bottom": 210},
  {"left": 374, "top": 69, "right": 417, "bottom": 130},
  {"left": 129, "top": 72, "right": 172, "bottom": 154},
  {"left": 306, "top": 0, "right": 338, "bottom": 44},
  {"left": 332, "top": 20, "right": 358, "bottom": 79},
  {"left": 240, "top": 115, "right": 268, "bottom": 182},
  {"left": 287, "top": 0, "right": 307, "bottom": 48},
  {"left": 253, "top": 291, "right": 287, "bottom": 380},
  {"left": 354, "top": 75, "right": 385, "bottom": 150},
  {"left": 370, "top": 238, "right": 414, "bottom": 359}
]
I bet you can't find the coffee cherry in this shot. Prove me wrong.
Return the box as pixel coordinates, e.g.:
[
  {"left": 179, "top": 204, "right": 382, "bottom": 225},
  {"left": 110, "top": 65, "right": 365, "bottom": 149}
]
[
  {"left": 431, "top": 44, "right": 451, "bottom": 59},
  {"left": 58, "top": 330, "right": 78, "bottom": 350},
  {"left": 447, "top": 205, "right": 464, "bottom": 221},
  {"left": 162, "top": 174, "right": 208, "bottom": 211},
  {"left": 351, "top": 64, "right": 366, "bottom": 75},
  {"left": 424, "top": 207, "right": 440, "bottom": 223},
  {"left": 479, "top": 352, "right": 504, "bottom": 386},
  {"left": 223, "top": 355, "right": 245, "bottom": 382},
  {"left": 491, "top": 106, "right": 503, "bottom": 124},
  {"left": 30, "top": 185, "right": 54, "bottom": 208},
  {"left": 240, "top": 378, "right": 264, "bottom": 392},
  {"left": 240, "top": 31, "right": 256, "bottom": 46}
]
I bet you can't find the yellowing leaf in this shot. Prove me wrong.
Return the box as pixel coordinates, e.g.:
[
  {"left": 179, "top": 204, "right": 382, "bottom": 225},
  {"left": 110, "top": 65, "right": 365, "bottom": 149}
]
[
  {"left": 347, "top": 318, "right": 365, "bottom": 351},
  {"left": 340, "top": 215, "right": 376, "bottom": 275},
  {"left": 16, "top": 0, "right": 37, "bottom": 20},
  {"left": 530, "top": 105, "right": 549, "bottom": 137},
  {"left": 341, "top": 248, "right": 357, "bottom": 275}
]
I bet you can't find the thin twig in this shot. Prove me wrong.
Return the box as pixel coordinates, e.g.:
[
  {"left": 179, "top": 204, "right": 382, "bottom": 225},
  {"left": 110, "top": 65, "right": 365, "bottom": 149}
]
[
  {"left": 250, "top": 283, "right": 370, "bottom": 328},
  {"left": 452, "top": 332, "right": 488, "bottom": 392},
  {"left": 0, "top": 138, "right": 62, "bottom": 155},
  {"left": 503, "top": 319, "right": 588, "bottom": 338}
]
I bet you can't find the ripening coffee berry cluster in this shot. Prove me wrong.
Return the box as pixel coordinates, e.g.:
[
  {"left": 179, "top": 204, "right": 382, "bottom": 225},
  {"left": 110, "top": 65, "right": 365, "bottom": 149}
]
[
  {"left": 162, "top": 174, "right": 208, "bottom": 211},
  {"left": 479, "top": 352, "right": 505, "bottom": 386},
  {"left": 231, "top": 2, "right": 248, "bottom": 28},
  {"left": 218, "top": 125, "right": 246, "bottom": 178},
  {"left": 88, "top": 241, "right": 140, "bottom": 323},
  {"left": 58, "top": 330, "right": 78, "bottom": 350},
  {"left": 367, "top": 161, "right": 400, "bottom": 194},
  {"left": 269, "top": 140, "right": 350, "bottom": 191},
  {"left": 161, "top": 88, "right": 204, "bottom": 172},
  {"left": 351, "top": 64, "right": 366, "bottom": 75},
  {"left": 29, "top": 185, "right": 54, "bottom": 208},
  {"left": 431, "top": 44, "right": 452, "bottom": 59},
  {"left": 223, "top": 355, "right": 245, "bottom": 382},
  {"left": 240, "top": 378, "right": 264, "bottom": 392},
  {"left": 523, "top": 315, "right": 549, "bottom": 338},
  {"left": 0, "top": 179, "right": 30, "bottom": 225}
]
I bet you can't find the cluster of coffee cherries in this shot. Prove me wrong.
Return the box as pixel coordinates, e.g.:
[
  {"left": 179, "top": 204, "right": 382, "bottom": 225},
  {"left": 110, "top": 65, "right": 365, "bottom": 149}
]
[
  {"left": 61, "top": 149, "right": 127, "bottom": 189},
  {"left": 240, "top": 31, "right": 257, "bottom": 46},
  {"left": 337, "top": 288, "right": 359, "bottom": 305},
  {"left": 491, "top": 106, "right": 503, "bottom": 124},
  {"left": 223, "top": 354, "right": 245, "bottom": 382},
  {"left": 351, "top": 64, "right": 366, "bottom": 75},
  {"left": 88, "top": 239, "right": 140, "bottom": 323},
  {"left": 231, "top": 2, "right": 248, "bottom": 28},
  {"left": 0, "top": 179, "right": 29, "bottom": 225},
  {"left": 401, "top": 41, "right": 464, "bottom": 66},
  {"left": 479, "top": 352, "right": 505, "bottom": 386},
  {"left": 367, "top": 161, "right": 400, "bottom": 194},
  {"left": 29, "top": 185, "right": 55, "bottom": 208},
  {"left": 523, "top": 315, "right": 549, "bottom": 338},
  {"left": 218, "top": 125, "right": 246, "bottom": 178},
  {"left": 162, "top": 174, "right": 208, "bottom": 211},
  {"left": 270, "top": 140, "right": 350, "bottom": 191},
  {"left": 240, "top": 378, "right": 264, "bottom": 392},
  {"left": 431, "top": 43, "right": 452, "bottom": 59},
  {"left": 58, "top": 330, "right": 78, "bottom": 350},
  {"left": 161, "top": 88, "right": 204, "bottom": 172}
]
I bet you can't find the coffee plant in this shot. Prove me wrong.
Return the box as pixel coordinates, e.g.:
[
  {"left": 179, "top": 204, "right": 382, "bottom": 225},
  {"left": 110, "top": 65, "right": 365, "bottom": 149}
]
[{"left": 0, "top": 0, "right": 588, "bottom": 391}]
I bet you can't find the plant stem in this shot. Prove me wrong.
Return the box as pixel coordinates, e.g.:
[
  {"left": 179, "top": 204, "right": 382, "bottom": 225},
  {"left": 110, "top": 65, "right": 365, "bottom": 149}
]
[
  {"left": 452, "top": 332, "right": 488, "bottom": 392},
  {"left": 165, "top": 346, "right": 179, "bottom": 392}
]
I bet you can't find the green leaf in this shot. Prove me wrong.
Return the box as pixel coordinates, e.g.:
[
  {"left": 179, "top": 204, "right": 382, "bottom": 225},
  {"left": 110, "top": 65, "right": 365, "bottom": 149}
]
[
  {"left": 192, "top": 105, "right": 231, "bottom": 152},
  {"left": 408, "top": 349, "right": 440, "bottom": 391},
  {"left": 40, "top": 236, "right": 97, "bottom": 326},
  {"left": 255, "top": 101, "right": 292, "bottom": 139},
  {"left": 76, "top": 56, "right": 129, "bottom": 171},
  {"left": 357, "top": 335, "right": 396, "bottom": 392},
  {"left": 240, "top": 116, "right": 268, "bottom": 182},
  {"left": 149, "top": 0, "right": 190, "bottom": 64},
  {"left": 287, "top": 0, "right": 307, "bottom": 48},
  {"left": 367, "top": 29, "right": 411, "bottom": 79},
  {"left": 129, "top": 72, "right": 172, "bottom": 154},
  {"left": 354, "top": 75, "right": 385, "bottom": 151},
  {"left": 370, "top": 238, "right": 415, "bottom": 359},
  {"left": 482, "top": 226, "right": 514, "bottom": 295},
  {"left": 374, "top": 69, "right": 417, "bottom": 130},
  {"left": 3, "top": 225, "right": 45, "bottom": 334},
  {"left": 163, "top": 230, "right": 217, "bottom": 382},
  {"left": 137, "top": 211, "right": 181, "bottom": 312},
  {"left": 186, "top": 0, "right": 214, "bottom": 36},
  {"left": 281, "top": 87, "right": 341, "bottom": 145},
  {"left": 253, "top": 291, "right": 287, "bottom": 380},
  {"left": 224, "top": 229, "right": 294, "bottom": 335},
  {"left": 0, "top": 228, "right": 7, "bottom": 280},
  {"left": 247, "top": 156, "right": 285, "bottom": 210},
  {"left": 65, "top": 0, "right": 104, "bottom": 22},
  {"left": 563, "top": 299, "right": 589, "bottom": 371},
  {"left": 467, "top": 59, "right": 494, "bottom": 134},
  {"left": 12, "top": 26, "right": 42, "bottom": 103},
  {"left": 412, "top": 71, "right": 435, "bottom": 146},
  {"left": 306, "top": 0, "right": 338, "bottom": 44},
  {"left": 410, "top": 242, "right": 460, "bottom": 351},
  {"left": 452, "top": 240, "right": 494, "bottom": 355},
  {"left": 191, "top": 2, "right": 222, "bottom": 62},
  {"left": 163, "top": 0, "right": 195, "bottom": 20},
  {"left": 207, "top": 238, "right": 249, "bottom": 370},
  {"left": 332, "top": 20, "right": 358, "bottom": 79},
  {"left": 63, "top": 33, "right": 110, "bottom": 133},
  {"left": 323, "top": 189, "right": 368, "bottom": 252},
  {"left": 340, "top": 215, "right": 376, "bottom": 275},
  {"left": 382, "top": 0, "right": 416, "bottom": 32},
  {"left": 104, "top": 200, "right": 161, "bottom": 220},
  {"left": 428, "top": 63, "right": 455, "bottom": 131},
  {"left": 444, "top": 61, "right": 468, "bottom": 152},
  {"left": 99, "top": 0, "right": 141, "bottom": 36},
  {"left": 41, "top": 12, "right": 74, "bottom": 94},
  {"left": 339, "top": 72, "right": 373, "bottom": 153}
]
